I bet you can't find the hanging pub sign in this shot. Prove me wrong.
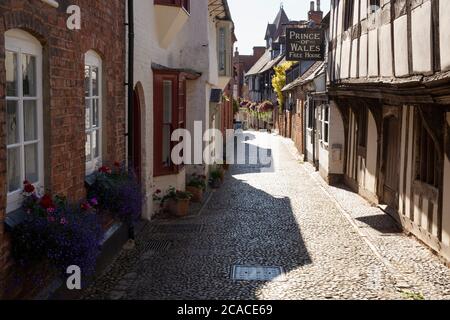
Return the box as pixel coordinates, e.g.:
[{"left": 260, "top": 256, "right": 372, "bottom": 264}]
[{"left": 285, "top": 28, "right": 325, "bottom": 61}]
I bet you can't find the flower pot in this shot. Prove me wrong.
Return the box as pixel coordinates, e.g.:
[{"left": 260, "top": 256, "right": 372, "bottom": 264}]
[
  {"left": 223, "top": 163, "right": 230, "bottom": 171},
  {"left": 186, "top": 186, "right": 203, "bottom": 203},
  {"left": 167, "top": 198, "right": 190, "bottom": 217}
]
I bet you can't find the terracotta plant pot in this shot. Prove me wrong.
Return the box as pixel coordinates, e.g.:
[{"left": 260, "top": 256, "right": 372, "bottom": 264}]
[
  {"left": 167, "top": 198, "right": 190, "bottom": 217},
  {"left": 186, "top": 186, "right": 203, "bottom": 203}
]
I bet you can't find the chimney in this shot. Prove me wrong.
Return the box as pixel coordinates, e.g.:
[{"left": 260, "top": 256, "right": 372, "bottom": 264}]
[
  {"left": 234, "top": 47, "right": 239, "bottom": 58},
  {"left": 253, "top": 46, "right": 266, "bottom": 60},
  {"left": 308, "top": 0, "right": 323, "bottom": 25}
]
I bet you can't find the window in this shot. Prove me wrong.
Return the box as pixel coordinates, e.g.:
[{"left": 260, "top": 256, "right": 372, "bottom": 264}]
[
  {"left": 153, "top": 71, "right": 186, "bottom": 176},
  {"left": 344, "top": 0, "right": 355, "bottom": 30},
  {"left": 369, "top": 0, "right": 381, "bottom": 13},
  {"left": 415, "top": 116, "right": 439, "bottom": 187},
  {"left": 357, "top": 107, "right": 368, "bottom": 148},
  {"left": 5, "top": 30, "right": 43, "bottom": 213},
  {"left": 85, "top": 51, "right": 102, "bottom": 175},
  {"left": 319, "top": 104, "right": 330, "bottom": 144},
  {"left": 219, "top": 27, "right": 227, "bottom": 73}
]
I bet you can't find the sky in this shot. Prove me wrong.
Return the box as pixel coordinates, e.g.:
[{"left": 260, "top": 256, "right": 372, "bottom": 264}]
[{"left": 228, "top": 0, "right": 331, "bottom": 55}]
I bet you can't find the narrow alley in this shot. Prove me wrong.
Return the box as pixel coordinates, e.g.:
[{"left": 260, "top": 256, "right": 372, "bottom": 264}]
[{"left": 83, "top": 132, "right": 450, "bottom": 300}]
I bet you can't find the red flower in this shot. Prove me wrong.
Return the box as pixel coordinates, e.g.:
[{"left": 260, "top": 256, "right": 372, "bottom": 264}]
[
  {"left": 81, "top": 202, "right": 92, "bottom": 211},
  {"left": 24, "top": 183, "right": 35, "bottom": 194},
  {"left": 156, "top": 189, "right": 162, "bottom": 194},
  {"left": 98, "top": 166, "right": 112, "bottom": 174},
  {"left": 114, "top": 161, "right": 121, "bottom": 167},
  {"left": 23, "top": 180, "right": 30, "bottom": 185},
  {"left": 40, "top": 194, "right": 55, "bottom": 210}
]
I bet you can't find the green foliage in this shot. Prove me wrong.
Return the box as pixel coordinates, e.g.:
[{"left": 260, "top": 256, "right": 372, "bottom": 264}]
[
  {"left": 233, "top": 98, "right": 240, "bottom": 115},
  {"left": 272, "top": 61, "right": 294, "bottom": 110},
  {"left": 401, "top": 291, "right": 425, "bottom": 300}
]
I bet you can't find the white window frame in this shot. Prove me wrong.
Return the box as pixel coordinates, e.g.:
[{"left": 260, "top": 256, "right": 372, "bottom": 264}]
[
  {"left": 5, "top": 29, "right": 44, "bottom": 213},
  {"left": 84, "top": 51, "right": 102, "bottom": 175}
]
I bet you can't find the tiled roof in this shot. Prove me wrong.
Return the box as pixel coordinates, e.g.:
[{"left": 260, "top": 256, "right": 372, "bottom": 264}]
[
  {"left": 282, "top": 61, "right": 325, "bottom": 91},
  {"left": 245, "top": 50, "right": 271, "bottom": 76}
]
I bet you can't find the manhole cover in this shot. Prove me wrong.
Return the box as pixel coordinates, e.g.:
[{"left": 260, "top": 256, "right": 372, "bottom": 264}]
[
  {"left": 231, "top": 265, "right": 285, "bottom": 282},
  {"left": 144, "top": 240, "right": 172, "bottom": 251},
  {"left": 150, "top": 224, "right": 204, "bottom": 234}
]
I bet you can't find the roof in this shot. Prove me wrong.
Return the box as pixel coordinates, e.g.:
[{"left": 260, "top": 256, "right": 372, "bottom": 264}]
[
  {"left": 245, "top": 50, "right": 271, "bottom": 76},
  {"left": 282, "top": 61, "right": 325, "bottom": 92},
  {"left": 259, "top": 54, "right": 284, "bottom": 74},
  {"left": 208, "top": 0, "right": 233, "bottom": 22},
  {"left": 265, "top": 6, "right": 290, "bottom": 41},
  {"left": 152, "top": 63, "right": 202, "bottom": 79}
]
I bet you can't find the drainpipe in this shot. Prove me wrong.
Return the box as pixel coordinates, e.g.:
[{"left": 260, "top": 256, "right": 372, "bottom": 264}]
[{"left": 126, "top": 0, "right": 135, "bottom": 242}]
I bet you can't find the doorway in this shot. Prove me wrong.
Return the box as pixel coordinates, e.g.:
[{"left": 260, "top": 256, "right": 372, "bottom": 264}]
[{"left": 382, "top": 116, "right": 400, "bottom": 208}]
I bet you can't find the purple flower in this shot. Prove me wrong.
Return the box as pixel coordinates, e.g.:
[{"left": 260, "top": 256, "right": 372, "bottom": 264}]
[
  {"left": 89, "top": 198, "right": 99, "bottom": 206},
  {"left": 60, "top": 218, "right": 68, "bottom": 225}
]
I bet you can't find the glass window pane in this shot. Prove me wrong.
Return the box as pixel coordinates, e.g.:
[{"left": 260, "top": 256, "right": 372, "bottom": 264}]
[
  {"left": 7, "top": 147, "right": 21, "bottom": 193},
  {"left": 84, "top": 66, "right": 90, "bottom": 97},
  {"left": 93, "top": 130, "right": 100, "bottom": 158},
  {"left": 25, "top": 143, "right": 39, "bottom": 183},
  {"left": 24, "top": 100, "right": 38, "bottom": 141},
  {"left": 163, "top": 80, "right": 172, "bottom": 123},
  {"left": 85, "top": 133, "right": 92, "bottom": 162},
  {"left": 93, "top": 99, "right": 99, "bottom": 127},
  {"left": 162, "top": 124, "right": 171, "bottom": 167},
  {"left": 92, "top": 66, "right": 99, "bottom": 96},
  {"left": 22, "top": 54, "right": 37, "bottom": 97},
  {"left": 6, "top": 51, "right": 18, "bottom": 97},
  {"left": 85, "top": 99, "right": 91, "bottom": 129},
  {"left": 7, "top": 101, "right": 19, "bottom": 145}
]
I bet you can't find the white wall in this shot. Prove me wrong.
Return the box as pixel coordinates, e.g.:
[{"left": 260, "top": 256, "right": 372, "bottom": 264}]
[
  {"left": 440, "top": 0, "right": 450, "bottom": 71},
  {"left": 328, "top": 103, "right": 345, "bottom": 175},
  {"left": 365, "top": 110, "right": 378, "bottom": 194}
]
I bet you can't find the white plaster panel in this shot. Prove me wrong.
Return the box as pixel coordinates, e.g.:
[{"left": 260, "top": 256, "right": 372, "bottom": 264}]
[
  {"left": 368, "top": 29, "right": 379, "bottom": 77},
  {"left": 442, "top": 113, "right": 450, "bottom": 247},
  {"left": 340, "top": 39, "right": 351, "bottom": 79},
  {"left": 350, "top": 39, "right": 358, "bottom": 78},
  {"left": 440, "top": 0, "right": 450, "bottom": 71},
  {"left": 394, "top": 15, "right": 409, "bottom": 77},
  {"left": 379, "top": 23, "right": 393, "bottom": 77},
  {"left": 365, "top": 111, "right": 378, "bottom": 194},
  {"left": 411, "top": 2, "right": 432, "bottom": 74},
  {"left": 359, "top": 33, "right": 368, "bottom": 77}
]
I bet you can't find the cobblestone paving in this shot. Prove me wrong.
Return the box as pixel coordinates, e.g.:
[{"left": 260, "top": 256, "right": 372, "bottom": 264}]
[{"left": 83, "top": 132, "right": 450, "bottom": 300}]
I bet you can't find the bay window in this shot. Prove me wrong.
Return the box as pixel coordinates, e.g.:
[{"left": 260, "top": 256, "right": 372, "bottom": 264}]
[
  {"left": 85, "top": 51, "right": 102, "bottom": 175},
  {"left": 5, "top": 30, "right": 43, "bottom": 213}
]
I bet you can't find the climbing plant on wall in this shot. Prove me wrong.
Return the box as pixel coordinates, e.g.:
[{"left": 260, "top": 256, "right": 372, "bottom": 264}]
[{"left": 272, "top": 61, "right": 294, "bottom": 111}]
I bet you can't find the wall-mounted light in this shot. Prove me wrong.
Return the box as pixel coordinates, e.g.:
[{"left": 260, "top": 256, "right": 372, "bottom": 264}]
[{"left": 41, "top": 0, "right": 59, "bottom": 8}]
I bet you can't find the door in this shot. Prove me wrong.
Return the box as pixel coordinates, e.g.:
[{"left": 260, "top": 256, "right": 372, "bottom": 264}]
[{"left": 383, "top": 116, "right": 400, "bottom": 208}]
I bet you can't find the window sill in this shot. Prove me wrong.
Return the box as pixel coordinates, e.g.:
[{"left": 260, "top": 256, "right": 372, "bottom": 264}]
[{"left": 4, "top": 207, "right": 29, "bottom": 232}]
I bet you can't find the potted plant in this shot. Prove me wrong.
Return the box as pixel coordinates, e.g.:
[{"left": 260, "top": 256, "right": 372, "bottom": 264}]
[
  {"left": 186, "top": 174, "right": 207, "bottom": 203},
  {"left": 163, "top": 187, "right": 192, "bottom": 217},
  {"left": 210, "top": 169, "right": 223, "bottom": 189}
]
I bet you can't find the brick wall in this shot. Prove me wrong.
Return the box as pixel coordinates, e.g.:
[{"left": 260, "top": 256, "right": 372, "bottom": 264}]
[{"left": 0, "top": 0, "right": 125, "bottom": 298}]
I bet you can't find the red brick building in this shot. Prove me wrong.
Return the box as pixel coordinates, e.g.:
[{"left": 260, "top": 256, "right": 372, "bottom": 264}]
[{"left": 0, "top": 0, "right": 126, "bottom": 298}]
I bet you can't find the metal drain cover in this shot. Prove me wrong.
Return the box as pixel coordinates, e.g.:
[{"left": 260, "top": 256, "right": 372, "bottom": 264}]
[
  {"left": 231, "top": 265, "right": 285, "bottom": 282},
  {"left": 150, "top": 224, "right": 204, "bottom": 234},
  {"left": 145, "top": 240, "right": 172, "bottom": 251}
]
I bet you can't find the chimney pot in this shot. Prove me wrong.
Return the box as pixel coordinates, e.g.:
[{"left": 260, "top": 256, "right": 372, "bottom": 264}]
[
  {"left": 310, "top": 1, "right": 315, "bottom": 11},
  {"left": 317, "top": 0, "right": 321, "bottom": 11}
]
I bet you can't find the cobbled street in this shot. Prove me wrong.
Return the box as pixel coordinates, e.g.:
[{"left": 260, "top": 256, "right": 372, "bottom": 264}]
[{"left": 83, "top": 132, "right": 450, "bottom": 300}]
